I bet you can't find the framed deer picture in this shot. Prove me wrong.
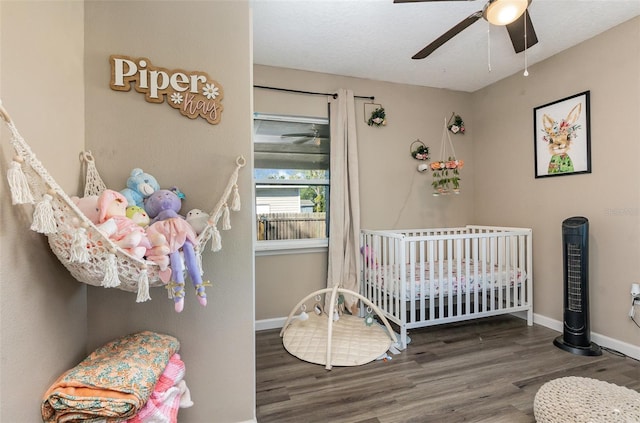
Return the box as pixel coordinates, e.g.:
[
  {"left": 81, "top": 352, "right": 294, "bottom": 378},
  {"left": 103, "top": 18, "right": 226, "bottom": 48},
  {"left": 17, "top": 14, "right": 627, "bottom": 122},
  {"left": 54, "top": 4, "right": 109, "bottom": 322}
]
[{"left": 534, "top": 91, "right": 591, "bottom": 178}]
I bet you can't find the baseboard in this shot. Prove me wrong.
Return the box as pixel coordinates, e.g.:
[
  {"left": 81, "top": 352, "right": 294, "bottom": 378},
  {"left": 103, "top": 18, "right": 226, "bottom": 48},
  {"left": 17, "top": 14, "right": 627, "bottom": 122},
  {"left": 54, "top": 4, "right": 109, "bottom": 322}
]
[
  {"left": 590, "top": 332, "right": 640, "bottom": 361},
  {"left": 526, "top": 312, "right": 640, "bottom": 361},
  {"left": 255, "top": 317, "right": 287, "bottom": 331},
  {"left": 531, "top": 312, "right": 563, "bottom": 332},
  {"left": 257, "top": 313, "right": 640, "bottom": 360}
]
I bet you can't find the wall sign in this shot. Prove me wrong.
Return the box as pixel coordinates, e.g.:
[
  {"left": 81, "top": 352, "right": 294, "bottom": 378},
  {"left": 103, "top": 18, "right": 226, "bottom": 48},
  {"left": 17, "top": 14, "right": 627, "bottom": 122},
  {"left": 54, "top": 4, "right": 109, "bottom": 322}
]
[{"left": 110, "top": 55, "right": 224, "bottom": 125}]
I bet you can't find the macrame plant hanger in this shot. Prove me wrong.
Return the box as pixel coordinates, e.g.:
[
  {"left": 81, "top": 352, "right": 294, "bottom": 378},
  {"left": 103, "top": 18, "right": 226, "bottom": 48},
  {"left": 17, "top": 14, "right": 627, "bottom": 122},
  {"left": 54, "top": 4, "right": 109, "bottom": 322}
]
[{"left": 432, "top": 116, "right": 463, "bottom": 196}]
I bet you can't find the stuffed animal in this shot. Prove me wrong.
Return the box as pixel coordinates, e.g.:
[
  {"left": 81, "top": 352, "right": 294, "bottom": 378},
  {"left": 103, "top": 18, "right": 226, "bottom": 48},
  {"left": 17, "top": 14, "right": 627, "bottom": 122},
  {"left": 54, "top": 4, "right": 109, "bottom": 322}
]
[
  {"left": 96, "top": 189, "right": 153, "bottom": 259},
  {"left": 185, "top": 208, "right": 210, "bottom": 235},
  {"left": 71, "top": 195, "right": 98, "bottom": 224},
  {"left": 71, "top": 195, "right": 100, "bottom": 224},
  {"left": 126, "top": 205, "right": 150, "bottom": 227},
  {"left": 120, "top": 168, "right": 161, "bottom": 208},
  {"left": 145, "top": 232, "right": 171, "bottom": 275},
  {"left": 145, "top": 188, "right": 209, "bottom": 312}
]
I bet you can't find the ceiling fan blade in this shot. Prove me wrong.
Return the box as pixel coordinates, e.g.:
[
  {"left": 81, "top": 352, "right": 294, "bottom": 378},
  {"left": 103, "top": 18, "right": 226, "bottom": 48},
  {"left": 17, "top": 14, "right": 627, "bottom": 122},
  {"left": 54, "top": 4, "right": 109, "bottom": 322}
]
[
  {"left": 282, "top": 133, "right": 316, "bottom": 138},
  {"left": 506, "top": 10, "right": 538, "bottom": 53},
  {"left": 292, "top": 137, "right": 313, "bottom": 144},
  {"left": 412, "top": 11, "right": 482, "bottom": 59}
]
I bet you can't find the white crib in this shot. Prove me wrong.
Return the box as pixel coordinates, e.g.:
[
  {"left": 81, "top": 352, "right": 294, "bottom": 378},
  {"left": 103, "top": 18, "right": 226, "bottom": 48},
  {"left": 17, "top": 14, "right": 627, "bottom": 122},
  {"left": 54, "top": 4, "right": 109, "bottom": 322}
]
[{"left": 360, "top": 225, "right": 533, "bottom": 349}]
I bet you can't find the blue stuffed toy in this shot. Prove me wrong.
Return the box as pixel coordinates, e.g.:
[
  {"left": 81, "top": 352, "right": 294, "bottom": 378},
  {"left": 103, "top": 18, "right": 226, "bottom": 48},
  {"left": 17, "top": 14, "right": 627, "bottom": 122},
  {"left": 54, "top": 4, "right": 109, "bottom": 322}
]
[{"left": 120, "top": 168, "right": 160, "bottom": 208}]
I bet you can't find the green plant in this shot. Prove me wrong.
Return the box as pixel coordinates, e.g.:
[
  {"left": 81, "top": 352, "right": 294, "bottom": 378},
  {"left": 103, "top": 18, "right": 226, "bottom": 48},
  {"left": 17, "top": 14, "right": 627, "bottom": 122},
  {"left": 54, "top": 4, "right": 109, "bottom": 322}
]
[
  {"left": 447, "top": 114, "right": 465, "bottom": 134},
  {"left": 367, "top": 107, "right": 387, "bottom": 127},
  {"left": 430, "top": 157, "right": 464, "bottom": 195}
]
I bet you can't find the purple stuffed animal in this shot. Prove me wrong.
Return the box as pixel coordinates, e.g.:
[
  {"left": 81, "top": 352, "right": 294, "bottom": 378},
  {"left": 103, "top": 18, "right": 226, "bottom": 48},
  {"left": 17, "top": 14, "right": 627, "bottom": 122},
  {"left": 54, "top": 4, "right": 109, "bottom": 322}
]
[{"left": 145, "top": 188, "right": 209, "bottom": 312}]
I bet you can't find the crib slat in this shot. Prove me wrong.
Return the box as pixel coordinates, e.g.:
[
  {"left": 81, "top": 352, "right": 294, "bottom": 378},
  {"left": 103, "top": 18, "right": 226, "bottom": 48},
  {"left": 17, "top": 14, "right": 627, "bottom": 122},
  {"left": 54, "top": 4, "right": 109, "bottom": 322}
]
[
  {"left": 455, "top": 238, "right": 461, "bottom": 317},
  {"left": 473, "top": 236, "right": 479, "bottom": 316},
  {"left": 419, "top": 240, "right": 426, "bottom": 323},
  {"left": 408, "top": 240, "right": 416, "bottom": 324},
  {"left": 438, "top": 239, "right": 445, "bottom": 319},
  {"left": 497, "top": 235, "right": 504, "bottom": 312},
  {"left": 428, "top": 239, "right": 435, "bottom": 322},
  {"left": 397, "top": 237, "right": 405, "bottom": 332},
  {"left": 481, "top": 237, "right": 488, "bottom": 313}
]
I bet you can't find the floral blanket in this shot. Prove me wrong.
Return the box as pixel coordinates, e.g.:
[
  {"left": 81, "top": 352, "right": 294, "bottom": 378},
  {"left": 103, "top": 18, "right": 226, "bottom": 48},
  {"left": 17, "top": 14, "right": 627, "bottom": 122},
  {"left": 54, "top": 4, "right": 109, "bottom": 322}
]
[{"left": 42, "top": 331, "right": 180, "bottom": 423}]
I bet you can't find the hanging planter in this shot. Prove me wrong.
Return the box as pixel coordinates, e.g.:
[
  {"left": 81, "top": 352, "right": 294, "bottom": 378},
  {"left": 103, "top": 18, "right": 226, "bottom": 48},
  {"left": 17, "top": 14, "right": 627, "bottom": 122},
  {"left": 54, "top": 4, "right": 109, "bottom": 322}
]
[
  {"left": 365, "top": 103, "right": 387, "bottom": 127},
  {"left": 447, "top": 112, "right": 465, "bottom": 134},
  {"left": 430, "top": 158, "right": 464, "bottom": 195},
  {"left": 410, "top": 139, "right": 430, "bottom": 161},
  {"left": 431, "top": 117, "right": 464, "bottom": 196}
]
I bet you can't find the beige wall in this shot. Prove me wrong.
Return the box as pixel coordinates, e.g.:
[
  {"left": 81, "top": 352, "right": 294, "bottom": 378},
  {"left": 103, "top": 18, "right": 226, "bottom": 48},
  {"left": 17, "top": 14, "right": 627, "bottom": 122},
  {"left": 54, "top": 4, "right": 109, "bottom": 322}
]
[
  {"left": 83, "top": 2, "right": 254, "bottom": 422},
  {"left": 472, "top": 17, "right": 640, "bottom": 349},
  {"left": 254, "top": 65, "right": 475, "bottom": 320},
  {"left": 0, "top": 1, "right": 88, "bottom": 421}
]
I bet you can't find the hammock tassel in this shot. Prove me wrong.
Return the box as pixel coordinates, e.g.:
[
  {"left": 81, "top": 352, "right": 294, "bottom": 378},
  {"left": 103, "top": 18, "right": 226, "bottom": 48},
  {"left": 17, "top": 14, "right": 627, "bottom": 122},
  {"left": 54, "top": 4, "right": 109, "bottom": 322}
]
[
  {"left": 7, "top": 158, "right": 34, "bottom": 205},
  {"left": 231, "top": 184, "right": 241, "bottom": 211},
  {"left": 222, "top": 203, "right": 231, "bottom": 230},
  {"left": 69, "top": 227, "right": 90, "bottom": 263},
  {"left": 136, "top": 268, "right": 151, "bottom": 303},
  {"left": 101, "top": 253, "right": 121, "bottom": 288},
  {"left": 211, "top": 226, "right": 222, "bottom": 252},
  {"left": 30, "top": 194, "right": 57, "bottom": 234}
]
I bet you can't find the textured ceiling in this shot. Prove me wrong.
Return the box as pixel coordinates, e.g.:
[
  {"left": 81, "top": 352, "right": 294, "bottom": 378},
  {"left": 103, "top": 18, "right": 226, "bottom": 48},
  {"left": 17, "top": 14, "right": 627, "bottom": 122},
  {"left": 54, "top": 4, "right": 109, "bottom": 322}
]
[{"left": 251, "top": 0, "right": 640, "bottom": 92}]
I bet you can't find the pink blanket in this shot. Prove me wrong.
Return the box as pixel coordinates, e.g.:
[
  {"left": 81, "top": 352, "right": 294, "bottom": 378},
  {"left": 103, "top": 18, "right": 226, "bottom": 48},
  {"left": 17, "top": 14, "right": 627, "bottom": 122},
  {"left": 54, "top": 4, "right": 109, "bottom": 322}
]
[{"left": 127, "top": 353, "right": 193, "bottom": 423}]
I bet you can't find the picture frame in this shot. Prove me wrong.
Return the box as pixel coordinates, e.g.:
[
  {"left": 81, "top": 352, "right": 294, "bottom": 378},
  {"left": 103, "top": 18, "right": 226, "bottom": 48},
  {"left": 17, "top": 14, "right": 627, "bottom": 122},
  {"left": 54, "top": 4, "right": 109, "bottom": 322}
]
[{"left": 533, "top": 91, "right": 591, "bottom": 178}]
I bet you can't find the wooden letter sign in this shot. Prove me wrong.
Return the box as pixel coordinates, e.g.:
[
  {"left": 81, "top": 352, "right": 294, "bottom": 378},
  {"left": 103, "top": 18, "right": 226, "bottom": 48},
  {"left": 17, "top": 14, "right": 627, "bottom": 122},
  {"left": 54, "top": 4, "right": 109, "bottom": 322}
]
[{"left": 110, "top": 55, "right": 224, "bottom": 125}]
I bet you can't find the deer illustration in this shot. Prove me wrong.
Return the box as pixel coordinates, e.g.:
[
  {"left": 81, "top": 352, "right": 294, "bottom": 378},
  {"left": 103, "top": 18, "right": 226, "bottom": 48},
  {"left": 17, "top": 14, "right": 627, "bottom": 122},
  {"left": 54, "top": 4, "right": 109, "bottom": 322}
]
[{"left": 542, "top": 103, "right": 582, "bottom": 174}]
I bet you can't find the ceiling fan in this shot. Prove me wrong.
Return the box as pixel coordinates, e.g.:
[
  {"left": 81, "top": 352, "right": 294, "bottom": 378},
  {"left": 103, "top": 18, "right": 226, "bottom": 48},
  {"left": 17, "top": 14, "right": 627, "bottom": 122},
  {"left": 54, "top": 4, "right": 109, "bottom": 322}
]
[
  {"left": 394, "top": 0, "right": 538, "bottom": 60},
  {"left": 281, "top": 125, "right": 329, "bottom": 145}
]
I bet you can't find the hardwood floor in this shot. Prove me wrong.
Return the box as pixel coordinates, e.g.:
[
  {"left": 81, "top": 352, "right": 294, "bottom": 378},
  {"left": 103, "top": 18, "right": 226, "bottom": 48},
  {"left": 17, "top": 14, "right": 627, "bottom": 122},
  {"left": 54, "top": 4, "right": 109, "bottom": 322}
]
[{"left": 256, "top": 315, "right": 640, "bottom": 423}]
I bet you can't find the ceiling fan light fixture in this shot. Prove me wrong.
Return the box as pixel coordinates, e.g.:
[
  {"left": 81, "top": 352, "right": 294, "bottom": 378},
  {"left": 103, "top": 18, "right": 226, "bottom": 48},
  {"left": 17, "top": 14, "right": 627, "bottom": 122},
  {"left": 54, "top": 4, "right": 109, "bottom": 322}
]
[{"left": 484, "top": 0, "right": 528, "bottom": 26}]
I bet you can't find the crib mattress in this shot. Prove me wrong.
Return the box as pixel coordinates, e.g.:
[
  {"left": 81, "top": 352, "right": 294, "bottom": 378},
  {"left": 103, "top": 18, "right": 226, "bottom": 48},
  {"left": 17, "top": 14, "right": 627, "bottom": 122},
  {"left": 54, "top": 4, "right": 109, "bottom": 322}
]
[{"left": 367, "top": 260, "right": 525, "bottom": 301}]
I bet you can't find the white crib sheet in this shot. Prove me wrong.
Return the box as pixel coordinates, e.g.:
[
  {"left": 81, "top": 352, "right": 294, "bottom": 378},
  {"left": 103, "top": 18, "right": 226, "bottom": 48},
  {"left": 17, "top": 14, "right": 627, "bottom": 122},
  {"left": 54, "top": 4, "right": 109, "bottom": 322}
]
[{"left": 368, "top": 259, "right": 526, "bottom": 301}]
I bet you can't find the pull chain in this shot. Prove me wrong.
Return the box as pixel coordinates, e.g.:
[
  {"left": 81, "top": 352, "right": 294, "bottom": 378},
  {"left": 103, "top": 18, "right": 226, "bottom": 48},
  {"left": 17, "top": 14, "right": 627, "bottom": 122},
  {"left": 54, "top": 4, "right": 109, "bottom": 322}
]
[
  {"left": 487, "top": 22, "right": 492, "bottom": 72},
  {"left": 523, "top": 9, "right": 529, "bottom": 76}
]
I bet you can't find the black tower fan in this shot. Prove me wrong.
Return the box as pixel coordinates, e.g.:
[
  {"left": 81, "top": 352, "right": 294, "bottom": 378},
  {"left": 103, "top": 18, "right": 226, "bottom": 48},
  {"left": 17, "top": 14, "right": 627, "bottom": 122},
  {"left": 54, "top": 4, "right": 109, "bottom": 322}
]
[{"left": 554, "top": 217, "right": 602, "bottom": 356}]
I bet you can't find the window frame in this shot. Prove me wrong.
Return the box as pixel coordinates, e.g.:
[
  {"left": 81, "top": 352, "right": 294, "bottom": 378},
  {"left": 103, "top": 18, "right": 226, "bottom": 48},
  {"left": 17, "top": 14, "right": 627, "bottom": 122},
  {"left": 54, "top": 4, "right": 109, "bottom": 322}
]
[{"left": 253, "top": 113, "right": 330, "bottom": 255}]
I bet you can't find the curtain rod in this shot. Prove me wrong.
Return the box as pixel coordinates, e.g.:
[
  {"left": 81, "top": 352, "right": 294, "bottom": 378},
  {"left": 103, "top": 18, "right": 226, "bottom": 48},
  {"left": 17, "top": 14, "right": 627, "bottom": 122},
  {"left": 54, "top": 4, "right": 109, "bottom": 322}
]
[{"left": 253, "top": 85, "right": 375, "bottom": 101}]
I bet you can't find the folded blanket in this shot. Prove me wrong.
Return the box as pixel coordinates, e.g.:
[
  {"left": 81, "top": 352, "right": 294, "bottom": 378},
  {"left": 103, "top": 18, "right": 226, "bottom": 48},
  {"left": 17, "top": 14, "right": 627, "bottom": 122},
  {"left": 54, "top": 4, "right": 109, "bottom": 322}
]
[
  {"left": 127, "top": 353, "right": 193, "bottom": 423},
  {"left": 42, "top": 331, "right": 180, "bottom": 423}
]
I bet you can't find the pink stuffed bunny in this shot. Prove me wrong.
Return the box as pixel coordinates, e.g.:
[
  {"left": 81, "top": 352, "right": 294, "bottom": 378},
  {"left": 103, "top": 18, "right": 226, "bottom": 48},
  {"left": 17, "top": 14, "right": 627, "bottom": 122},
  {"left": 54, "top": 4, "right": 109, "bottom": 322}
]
[{"left": 96, "top": 190, "right": 153, "bottom": 259}]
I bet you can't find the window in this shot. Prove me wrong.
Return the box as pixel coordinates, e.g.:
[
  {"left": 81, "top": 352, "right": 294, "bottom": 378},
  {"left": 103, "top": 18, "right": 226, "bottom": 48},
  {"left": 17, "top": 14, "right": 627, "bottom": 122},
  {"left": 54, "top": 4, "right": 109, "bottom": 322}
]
[{"left": 253, "top": 113, "right": 330, "bottom": 253}]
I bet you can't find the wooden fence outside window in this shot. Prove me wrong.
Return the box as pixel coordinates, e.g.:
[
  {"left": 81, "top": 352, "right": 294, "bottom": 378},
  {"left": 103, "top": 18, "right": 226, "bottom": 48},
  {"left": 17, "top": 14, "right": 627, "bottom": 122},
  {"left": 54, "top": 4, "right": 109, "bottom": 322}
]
[{"left": 257, "top": 212, "right": 327, "bottom": 240}]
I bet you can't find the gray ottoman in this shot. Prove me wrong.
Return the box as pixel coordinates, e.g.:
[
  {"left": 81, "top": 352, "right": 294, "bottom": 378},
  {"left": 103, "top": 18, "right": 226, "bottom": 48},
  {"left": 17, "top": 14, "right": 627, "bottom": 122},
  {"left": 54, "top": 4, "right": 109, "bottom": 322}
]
[{"left": 534, "top": 376, "right": 640, "bottom": 422}]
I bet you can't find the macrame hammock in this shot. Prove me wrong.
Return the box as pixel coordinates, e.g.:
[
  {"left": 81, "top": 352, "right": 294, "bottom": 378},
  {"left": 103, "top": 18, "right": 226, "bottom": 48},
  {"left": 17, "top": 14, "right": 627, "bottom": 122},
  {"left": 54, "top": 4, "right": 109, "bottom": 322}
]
[{"left": 0, "top": 100, "right": 245, "bottom": 302}]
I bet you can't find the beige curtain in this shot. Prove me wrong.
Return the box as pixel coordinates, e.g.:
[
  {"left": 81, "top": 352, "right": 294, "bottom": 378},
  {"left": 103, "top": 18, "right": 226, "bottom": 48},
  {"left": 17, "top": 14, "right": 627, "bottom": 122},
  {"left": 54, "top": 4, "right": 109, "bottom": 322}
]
[{"left": 326, "top": 88, "right": 360, "bottom": 315}]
